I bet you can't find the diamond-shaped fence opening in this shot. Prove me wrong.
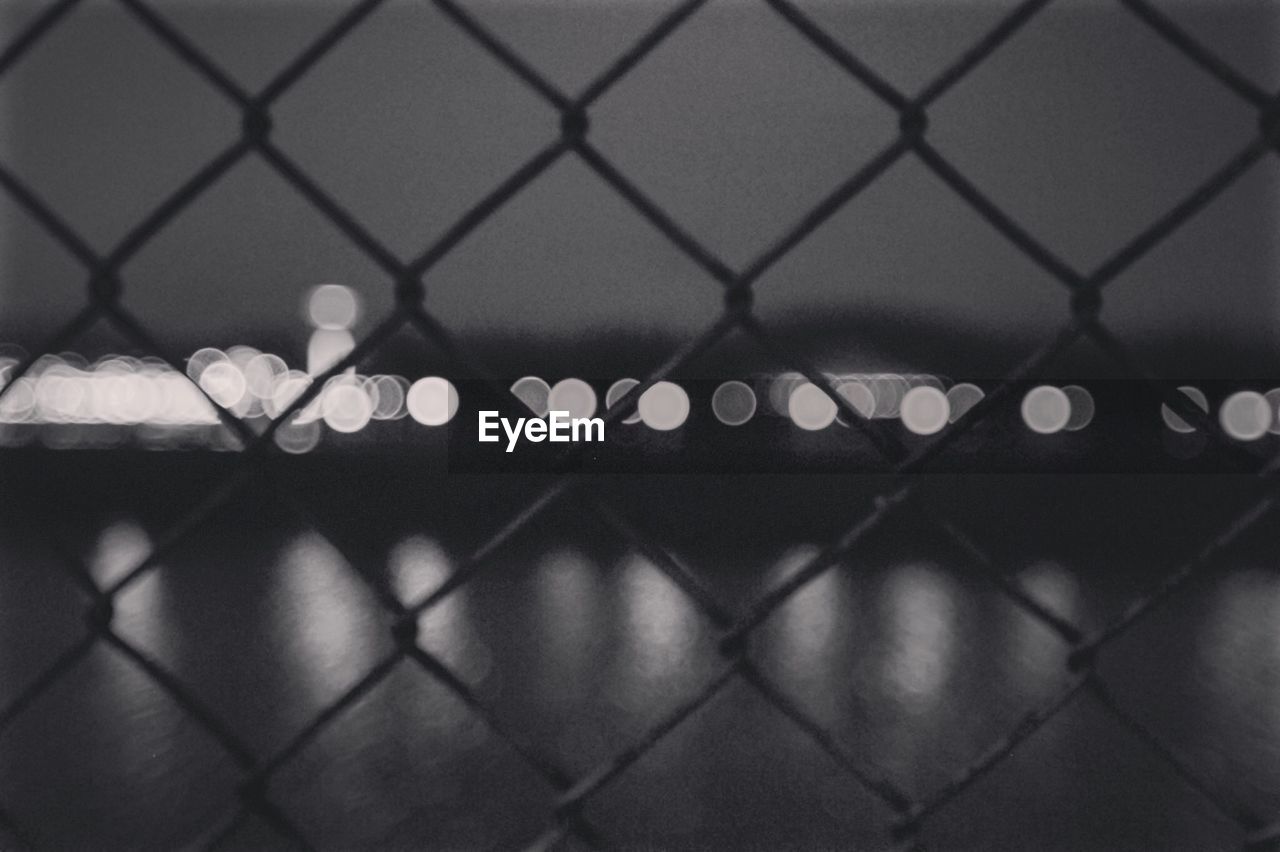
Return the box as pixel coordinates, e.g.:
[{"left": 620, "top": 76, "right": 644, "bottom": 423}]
[{"left": 1, "top": 0, "right": 1280, "bottom": 849}]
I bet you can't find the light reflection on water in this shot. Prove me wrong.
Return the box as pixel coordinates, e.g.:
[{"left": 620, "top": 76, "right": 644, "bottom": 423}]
[
  {"left": 66, "top": 521, "right": 213, "bottom": 838},
  {"left": 278, "top": 532, "right": 382, "bottom": 704},
  {"left": 616, "top": 553, "right": 700, "bottom": 680},
  {"left": 868, "top": 561, "right": 959, "bottom": 784},
  {"left": 1194, "top": 569, "right": 1280, "bottom": 780},
  {"left": 773, "top": 545, "right": 839, "bottom": 663},
  {"left": 769, "top": 545, "right": 847, "bottom": 723},
  {"left": 535, "top": 547, "right": 603, "bottom": 683},
  {"left": 1011, "top": 560, "right": 1081, "bottom": 676},
  {"left": 92, "top": 520, "right": 175, "bottom": 656},
  {"left": 607, "top": 553, "right": 704, "bottom": 714},
  {"left": 388, "top": 534, "right": 449, "bottom": 603},
  {"left": 880, "top": 562, "right": 957, "bottom": 711},
  {"left": 1197, "top": 569, "right": 1280, "bottom": 695},
  {"left": 1019, "top": 561, "right": 1082, "bottom": 625},
  {"left": 761, "top": 550, "right": 959, "bottom": 740},
  {"left": 13, "top": 515, "right": 1279, "bottom": 845},
  {"left": 392, "top": 535, "right": 494, "bottom": 696},
  {"left": 385, "top": 537, "right": 488, "bottom": 741},
  {"left": 71, "top": 522, "right": 1275, "bottom": 749},
  {"left": 90, "top": 519, "right": 151, "bottom": 589}
]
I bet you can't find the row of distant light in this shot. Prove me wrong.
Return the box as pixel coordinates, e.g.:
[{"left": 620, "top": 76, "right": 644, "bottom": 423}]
[
  {"left": 537, "top": 374, "right": 986, "bottom": 435},
  {"left": 1159, "top": 385, "right": 1280, "bottom": 441},
  {"left": 4, "top": 349, "right": 1279, "bottom": 445},
  {"left": 0, "top": 348, "right": 454, "bottom": 454},
  {"left": 0, "top": 360, "right": 1007, "bottom": 438},
  {"left": 494, "top": 375, "right": 1280, "bottom": 441}
]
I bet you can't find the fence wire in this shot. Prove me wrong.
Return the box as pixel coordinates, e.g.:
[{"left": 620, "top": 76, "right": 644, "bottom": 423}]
[{"left": 1, "top": 0, "right": 1279, "bottom": 848}]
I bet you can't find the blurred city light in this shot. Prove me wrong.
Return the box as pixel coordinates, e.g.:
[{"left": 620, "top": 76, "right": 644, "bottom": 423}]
[
  {"left": 1161, "top": 386, "right": 1209, "bottom": 433},
  {"left": 321, "top": 380, "right": 374, "bottom": 434},
  {"left": 406, "top": 377, "right": 459, "bottom": 426},
  {"left": 768, "top": 372, "right": 805, "bottom": 417},
  {"left": 711, "top": 380, "right": 757, "bottom": 426},
  {"left": 605, "top": 378, "right": 643, "bottom": 425},
  {"left": 1266, "top": 389, "right": 1280, "bottom": 436},
  {"left": 306, "top": 284, "right": 359, "bottom": 331},
  {"left": 1220, "top": 391, "right": 1272, "bottom": 441},
  {"left": 835, "top": 378, "right": 875, "bottom": 422},
  {"left": 510, "top": 376, "right": 551, "bottom": 418},
  {"left": 945, "top": 382, "right": 984, "bottom": 422},
  {"left": 900, "top": 386, "right": 950, "bottom": 436},
  {"left": 548, "top": 378, "right": 597, "bottom": 420},
  {"left": 788, "top": 382, "right": 837, "bottom": 431},
  {"left": 1062, "top": 385, "right": 1095, "bottom": 432},
  {"left": 367, "top": 375, "right": 409, "bottom": 421},
  {"left": 638, "top": 381, "right": 690, "bottom": 431},
  {"left": 1021, "top": 385, "right": 1070, "bottom": 435},
  {"left": 3, "top": 348, "right": 1277, "bottom": 455}
]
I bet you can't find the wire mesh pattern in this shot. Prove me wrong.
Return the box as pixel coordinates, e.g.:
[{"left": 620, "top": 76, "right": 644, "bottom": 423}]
[{"left": 1, "top": 0, "right": 1280, "bottom": 848}]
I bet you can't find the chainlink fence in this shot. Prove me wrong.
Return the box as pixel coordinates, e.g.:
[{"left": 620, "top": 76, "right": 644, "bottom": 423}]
[{"left": 1, "top": 0, "right": 1280, "bottom": 848}]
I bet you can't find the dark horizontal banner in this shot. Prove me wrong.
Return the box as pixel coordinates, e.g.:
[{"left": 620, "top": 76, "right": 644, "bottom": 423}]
[{"left": 3, "top": 377, "right": 1278, "bottom": 474}]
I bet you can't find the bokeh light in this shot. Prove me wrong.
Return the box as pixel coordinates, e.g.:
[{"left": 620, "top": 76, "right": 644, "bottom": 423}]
[
  {"left": 638, "top": 381, "right": 689, "bottom": 431},
  {"left": 1021, "top": 385, "right": 1070, "bottom": 435},
  {"left": 198, "top": 361, "right": 247, "bottom": 409},
  {"left": 906, "top": 374, "right": 945, "bottom": 392},
  {"left": 226, "top": 345, "right": 262, "bottom": 373},
  {"left": 900, "top": 386, "right": 950, "bottom": 436},
  {"left": 1264, "top": 389, "right": 1280, "bottom": 436},
  {"left": 510, "top": 376, "right": 551, "bottom": 418},
  {"left": 711, "top": 380, "right": 757, "bottom": 426},
  {"left": 835, "top": 378, "right": 875, "bottom": 422},
  {"left": 872, "top": 374, "right": 907, "bottom": 419},
  {"left": 1219, "top": 391, "right": 1271, "bottom": 441},
  {"left": 1062, "top": 385, "right": 1095, "bottom": 431},
  {"left": 788, "top": 382, "right": 837, "bottom": 431},
  {"left": 1, "top": 342, "right": 437, "bottom": 441},
  {"left": 1161, "top": 386, "right": 1208, "bottom": 434},
  {"left": 35, "top": 366, "right": 85, "bottom": 423},
  {"left": 605, "top": 378, "right": 643, "bottom": 425},
  {"left": 946, "top": 382, "right": 984, "bottom": 422},
  {"left": 548, "top": 378, "right": 597, "bottom": 420},
  {"left": 306, "top": 283, "right": 358, "bottom": 330},
  {"left": 265, "top": 371, "right": 314, "bottom": 423},
  {"left": 156, "top": 373, "right": 209, "bottom": 425},
  {"left": 366, "top": 375, "right": 408, "bottom": 420},
  {"left": 185, "top": 347, "right": 228, "bottom": 385},
  {"left": 3, "top": 378, "right": 36, "bottom": 422},
  {"left": 768, "top": 372, "right": 805, "bottom": 416},
  {"left": 274, "top": 420, "right": 323, "bottom": 454},
  {"left": 306, "top": 328, "right": 355, "bottom": 377},
  {"left": 321, "top": 380, "right": 374, "bottom": 434},
  {"left": 116, "top": 373, "right": 162, "bottom": 424},
  {"left": 244, "top": 353, "right": 288, "bottom": 400},
  {"left": 96, "top": 371, "right": 133, "bottom": 425},
  {"left": 406, "top": 377, "right": 459, "bottom": 426}
]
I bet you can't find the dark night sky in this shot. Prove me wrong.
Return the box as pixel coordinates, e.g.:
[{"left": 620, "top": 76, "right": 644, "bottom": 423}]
[{"left": 0, "top": 0, "right": 1277, "bottom": 377}]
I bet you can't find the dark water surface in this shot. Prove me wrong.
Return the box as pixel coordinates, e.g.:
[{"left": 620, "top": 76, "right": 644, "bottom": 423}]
[{"left": 0, "top": 454, "right": 1277, "bottom": 849}]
